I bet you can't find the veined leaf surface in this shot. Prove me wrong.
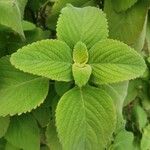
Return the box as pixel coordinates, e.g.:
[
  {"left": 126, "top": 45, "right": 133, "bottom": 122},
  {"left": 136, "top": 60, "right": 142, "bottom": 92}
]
[
  {"left": 0, "top": 0, "right": 24, "bottom": 37},
  {"left": 11, "top": 40, "right": 73, "bottom": 81},
  {"left": 56, "top": 85, "right": 116, "bottom": 149},
  {"left": 57, "top": 5, "right": 108, "bottom": 49},
  {"left": 111, "top": 0, "right": 138, "bottom": 12},
  {"left": 88, "top": 39, "right": 146, "bottom": 84},
  {"left": 5, "top": 114, "right": 40, "bottom": 150},
  {"left": 0, "top": 56, "right": 49, "bottom": 116}
]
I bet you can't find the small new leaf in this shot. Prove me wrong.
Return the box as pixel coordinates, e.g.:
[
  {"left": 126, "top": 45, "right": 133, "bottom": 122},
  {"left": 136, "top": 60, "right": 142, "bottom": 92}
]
[
  {"left": 73, "top": 41, "right": 88, "bottom": 64},
  {"left": 72, "top": 63, "right": 92, "bottom": 87}
]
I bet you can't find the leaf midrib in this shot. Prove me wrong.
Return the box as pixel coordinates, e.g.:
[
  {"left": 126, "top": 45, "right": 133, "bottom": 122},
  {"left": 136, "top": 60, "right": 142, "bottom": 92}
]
[{"left": 79, "top": 88, "right": 88, "bottom": 149}]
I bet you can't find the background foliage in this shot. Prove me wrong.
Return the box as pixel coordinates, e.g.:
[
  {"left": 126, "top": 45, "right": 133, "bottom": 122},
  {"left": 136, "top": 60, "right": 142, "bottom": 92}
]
[{"left": 0, "top": 0, "right": 150, "bottom": 150}]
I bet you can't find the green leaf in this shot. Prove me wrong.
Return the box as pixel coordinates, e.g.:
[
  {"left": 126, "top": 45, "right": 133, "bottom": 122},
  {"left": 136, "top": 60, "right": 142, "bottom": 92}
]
[
  {"left": 123, "top": 79, "right": 142, "bottom": 106},
  {"left": 72, "top": 64, "right": 92, "bottom": 87},
  {"left": 52, "top": 0, "right": 95, "bottom": 14},
  {"left": 141, "top": 124, "right": 150, "bottom": 150},
  {"left": 5, "top": 114, "right": 40, "bottom": 150},
  {"left": 57, "top": 5, "right": 108, "bottom": 49},
  {"left": 5, "top": 142, "right": 20, "bottom": 150},
  {"left": 99, "top": 81, "right": 128, "bottom": 131},
  {"left": 11, "top": 40, "right": 73, "bottom": 82},
  {"left": 24, "top": 27, "right": 50, "bottom": 44},
  {"left": 0, "top": 56, "right": 49, "bottom": 116},
  {"left": 56, "top": 85, "right": 116, "bottom": 149},
  {"left": 0, "top": 116, "right": 10, "bottom": 138},
  {"left": 46, "top": 120, "right": 62, "bottom": 150},
  {"left": 88, "top": 39, "right": 146, "bottom": 84},
  {"left": 146, "top": 15, "right": 150, "bottom": 53},
  {"left": 131, "top": 15, "right": 147, "bottom": 51},
  {"left": 22, "top": 20, "right": 36, "bottom": 31},
  {"left": 132, "top": 104, "right": 148, "bottom": 131},
  {"left": 73, "top": 42, "right": 88, "bottom": 64},
  {"left": 40, "top": 146, "right": 50, "bottom": 150},
  {"left": 55, "top": 81, "right": 72, "bottom": 96},
  {"left": 0, "top": 138, "right": 6, "bottom": 150},
  {"left": 0, "top": 0, "right": 24, "bottom": 37},
  {"left": 16, "top": 0, "right": 28, "bottom": 19},
  {"left": 46, "top": 0, "right": 96, "bottom": 30},
  {"left": 110, "top": 130, "right": 134, "bottom": 150},
  {"left": 32, "top": 106, "right": 51, "bottom": 127},
  {"left": 104, "top": 0, "right": 149, "bottom": 46},
  {"left": 111, "top": 0, "right": 138, "bottom": 12}
]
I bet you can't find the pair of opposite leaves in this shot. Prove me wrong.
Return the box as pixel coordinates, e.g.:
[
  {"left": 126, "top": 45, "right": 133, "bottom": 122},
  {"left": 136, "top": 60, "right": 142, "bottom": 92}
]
[{"left": 0, "top": 5, "right": 146, "bottom": 150}]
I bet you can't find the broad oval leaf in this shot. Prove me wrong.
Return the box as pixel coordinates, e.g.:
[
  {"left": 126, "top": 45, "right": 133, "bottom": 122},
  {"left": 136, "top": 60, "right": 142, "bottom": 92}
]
[
  {"left": 141, "top": 124, "right": 150, "bottom": 150},
  {"left": 146, "top": 15, "right": 150, "bottom": 53},
  {"left": 46, "top": 0, "right": 97, "bottom": 30},
  {"left": 46, "top": 120, "right": 62, "bottom": 150},
  {"left": 55, "top": 81, "right": 72, "bottom": 96},
  {"left": 0, "top": 56, "right": 49, "bottom": 116},
  {"left": 56, "top": 85, "right": 116, "bottom": 149},
  {"left": 5, "top": 114, "right": 40, "bottom": 150},
  {"left": 132, "top": 104, "right": 147, "bottom": 131},
  {"left": 104, "top": 0, "right": 149, "bottom": 46},
  {"left": 5, "top": 142, "right": 20, "bottom": 150},
  {"left": 57, "top": 5, "right": 108, "bottom": 49},
  {"left": 99, "top": 81, "right": 128, "bottom": 131},
  {"left": 110, "top": 130, "right": 134, "bottom": 150},
  {"left": 111, "top": 0, "right": 138, "bottom": 12},
  {"left": 16, "top": 0, "right": 28, "bottom": 19},
  {"left": 88, "top": 39, "right": 146, "bottom": 84},
  {"left": 32, "top": 106, "right": 51, "bottom": 128},
  {"left": 22, "top": 20, "right": 36, "bottom": 31},
  {"left": 0, "top": 0, "right": 24, "bottom": 37},
  {"left": 0, "top": 116, "right": 10, "bottom": 138},
  {"left": 11, "top": 40, "right": 73, "bottom": 82},
  {"left": 52, "top": 0, "right": 95, "bottom": 14}
]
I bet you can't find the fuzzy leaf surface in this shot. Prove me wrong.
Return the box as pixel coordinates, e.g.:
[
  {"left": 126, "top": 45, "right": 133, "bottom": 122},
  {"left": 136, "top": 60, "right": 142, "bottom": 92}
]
[
  {"left": 5, "top": 115, "right": 40, "bottom": 150},
  {"left": 99, "top": 81, "right": 128, "bottom": 131},
  {"left": 52, "top": 0, "right": 95, "bottom": 14},
  {"left": 11, "top": 40, "right": 73, "bottom": 81},
  {"left": 56, "top": 85, "right": 116, "bottom": 149},
  {"left": 0, "top": 116, "right": 10, "bottom": 138},
  {"left": 111, "top": 0, "right": 138, "bottom": 12},
  {"left": 88, "top": 39, "right": 146, "bottom": 84},
  {"left": 16, "top": 0, "right": 28, "bottom": 18},
  {"left": 46, "top": 120, "right": 62, "bottom": 150},
  {"left": 104, "top": 0, "right": 149, "bottom": 45},
  {"left": 72, "top": 64, "right": 92, "bottom": 87},
  {"left": 0, "top": 0, "right": 24, "bottom": 37},
  {"left": 141, "top": 124, "right": 150, "bottom": 150},
  {"left": 32, "top": 106, "right": 51, "bottom": 128},
  {"left": 57, "top": 5, "right": 108, "bottom": 49},
  {"left": 110, "top": 130, "right": 134, "bottom": 150},
  {"left": 73, "top": 42, "right": 88, "bottom": 64},
  {"left": 0, "top": 56, "right": 49, "bottom": 116}
]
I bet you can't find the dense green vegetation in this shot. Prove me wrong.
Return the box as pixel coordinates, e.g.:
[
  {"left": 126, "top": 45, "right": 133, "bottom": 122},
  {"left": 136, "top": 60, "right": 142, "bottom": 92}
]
[{"left": 0, "top": 0, "right": 150, "bottom": 150}]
